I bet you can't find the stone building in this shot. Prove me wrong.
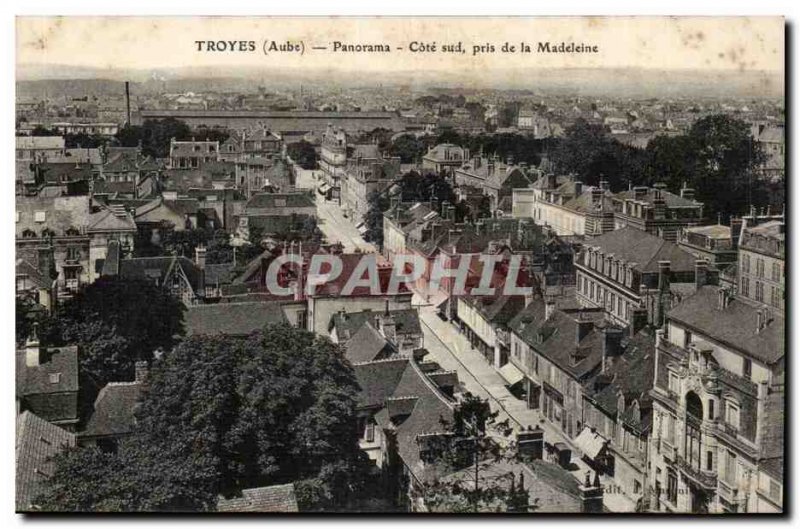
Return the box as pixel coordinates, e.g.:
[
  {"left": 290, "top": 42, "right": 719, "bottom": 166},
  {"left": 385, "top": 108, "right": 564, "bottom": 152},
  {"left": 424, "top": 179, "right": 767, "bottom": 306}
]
[
  {"left": 648, "top": 286, "right": 784, "bottom": 513},
  {"left": 737, "top": 217, "right": 784, "bottom": 315}
]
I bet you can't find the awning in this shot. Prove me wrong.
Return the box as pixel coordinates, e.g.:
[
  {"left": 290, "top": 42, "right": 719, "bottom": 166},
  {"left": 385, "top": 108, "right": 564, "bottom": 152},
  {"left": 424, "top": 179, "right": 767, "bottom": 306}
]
[
  {"left": 318, "top": 183, "right": 331, "bottom": 194},
  {"left": 573, "top": 426, "right": 608, "bottom": 460},
  {"left": 498, "top": 362, "right": 525, "bottom": 387}
]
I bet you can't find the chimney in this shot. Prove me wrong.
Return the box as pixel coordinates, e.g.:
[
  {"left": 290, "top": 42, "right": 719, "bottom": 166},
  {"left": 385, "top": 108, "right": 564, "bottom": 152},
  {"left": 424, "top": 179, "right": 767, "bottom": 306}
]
[
  {"left": 573, "top": 181, "right": 583, "bottom": 197},
  {"left": 633, "top": 186, "right": 648, "bottom": 201},
  {"left": 599, "top": 180, "right": 610, "bottom": 192},
  {"left": 602, "top": 326, "right": 624, "bottom": 372},
  {"left": 576, "top": 318, "right": 593, "bottom": 344},
  {"left": 590, "top": 188, "right": 603, "bottom": 204},
  {"left": 717, "top": 287, "right": 731, "bottom": 310},
  {"left": 547, "top": 173, "right": 557, "bottom": 189},
  {"left": 730, "top": 218, "right": 743, "bottom": 247},
  {"left": 544, "top": 296, "right": 556, "bottom": 320},
  {"left": 579, "top": 471, "right": 604, "bottom": 513},
  {"left": 629, "top": 307, "right": 648, "bottom": 337},
  {"left": 195, "top": 245, "right": 207, "bottom": 270},
  {"left": 377, "top": 303, "right": 397, "bottom": 343},
  {"left": 657, "top": 261, "right": 671, "bottom": 291},
  {"left": 516, "top": 426, "right": 544, "bottom": 461},
  {"left": 134, "top": 360, "right": 149, "bottom": 383},
  {"left": 680, "top": 185, "right": 695, "bottom": 202},
  {"left": 695, "top": 259, "right": 708, "bottom": 288},
  {"left": 25, "top": 324, "right": 41, "bottom": 368},
  {"left": 124, "top": 81, "right": 131, "bottom": 127}
]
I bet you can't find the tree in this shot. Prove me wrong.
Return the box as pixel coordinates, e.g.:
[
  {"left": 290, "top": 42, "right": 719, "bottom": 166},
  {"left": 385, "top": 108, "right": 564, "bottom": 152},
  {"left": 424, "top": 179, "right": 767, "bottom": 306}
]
[
  {"left": 419, "top": 393, "right": 533, "bottom": 513},
  {"left": 115, "top": 118, "right": 192, "bottom": 158},
  {"left": 37, "top": 326, "right": 373, "bottom": 512},
  {"left": 389, "top": 134, "right": 427, "bottom": 164},
  {"left": 363, "top": 190, "right": 391, "bottom": 249},
  {"left": 287, "top": 140, "right": 319, "bottom": 170},
  {"left": 39, "top": 276, "right": 185, "bottom": 388}
]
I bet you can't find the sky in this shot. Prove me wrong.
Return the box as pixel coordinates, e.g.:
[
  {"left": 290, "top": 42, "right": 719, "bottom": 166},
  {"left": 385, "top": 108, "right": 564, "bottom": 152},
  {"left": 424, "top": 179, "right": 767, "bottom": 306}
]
[{"left": 16, "top": 16, "right": 784, "bottom": 76}]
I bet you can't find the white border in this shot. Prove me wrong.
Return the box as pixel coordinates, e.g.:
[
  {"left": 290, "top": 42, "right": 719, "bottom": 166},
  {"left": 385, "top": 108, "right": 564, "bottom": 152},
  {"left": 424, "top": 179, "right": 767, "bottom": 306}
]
[{"left": 3, "top": 2, "right": 795, "bottom": 528}]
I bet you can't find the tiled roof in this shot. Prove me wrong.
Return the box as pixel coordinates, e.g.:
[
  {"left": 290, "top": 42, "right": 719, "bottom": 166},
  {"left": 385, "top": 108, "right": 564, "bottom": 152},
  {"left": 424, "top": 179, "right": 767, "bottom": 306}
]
[
  {"left": 185, "top": 301, "right": 288, "bottom": 336},
  {"left": 16, "top": 346, "right": 79, "bottom": 396},
  {"left": 330, "top": 308, "right": 421, "bottom": 340},
  {"left": 245, "top": 192, "right": 315, "bottom": 210},
  {"left": 353, "top": 357, "right": 456, "bottom": 481},
  {"left": 614, "top": 187, "right": 699, "bottom": 208},
  {"left": 344, "top": 322, "right": 396, "bottom": 364},
  {"left": 118, "top": 256, "right": 204, "bottom": 292},
  {"left": 584, "top": 226, "right": 697, "bottom": 273},
  {"left": 216, "top": 483, "right": 299, "bottom": 513},
  {"left": 80, "top": 382, "right": 144, "bottom": 438},
  {"left": 16, "top": 411, "right": 76, "bottom": 511},
  {"left": 16, "top": 136, "right": 65, "bottom": 150},
  {"left": 587, "top": 332, "right": 656, "bottom": 432},
  {"left": 667, "top": 286, "right": 784, "bottom": 364}
]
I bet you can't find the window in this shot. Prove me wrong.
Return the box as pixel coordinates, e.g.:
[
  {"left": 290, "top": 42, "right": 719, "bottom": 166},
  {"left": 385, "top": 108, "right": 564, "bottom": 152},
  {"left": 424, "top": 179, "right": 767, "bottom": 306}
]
[
  {"left": 725, "top": 401, "right": 740, "bottom": 430},
  {"left": 66, "top": 246, "right": 80, "bottom": 261},
  {"left": 724, "top": 450, "right": 737, "bottom": 483},
  {"left": 756, "top": 259, "right": 765, "bottom": 278},
  {"left": 708, "top": 399, "right": 715, "bottom": 420},
  {"left": 683, "top": 330, "right": 692, "bottom": 349},
  {"left": 742, "top": 254, "right": 750, "bottom": 274},
  {"left": 667, "top": 469, "right": 678, "bottom": 504},
  {"left": 743, "top": 358, "right": 752, "bottom": 380},
  {"left": 49, "top": 372, "right": 61, "bottom": 384},
  {"left": 741, "top": 277, "right": 750, "bottom": 297},
  {"left": 772, "top": 262, "right": 781, "bottom": 282},
  {"left": 706, "top": 450, "right": 714, "bottom": 471},
  {"left": 771, "top": 286, "right": 781, "bottom": 308},
  {"left": 34, "top": 211, "right": 46, "bottom": 222},
  {"left": 364, "top": 420, "right": 375, "bottom": 442},
  {"left": 668, "top": 371, "right": 679, "bottom": 394},
  {"left": 634, "top": 480, "right": 642, "bottom": 495},
  {"left": 755, "top": 281, "right": 764, "bottom": 302}
]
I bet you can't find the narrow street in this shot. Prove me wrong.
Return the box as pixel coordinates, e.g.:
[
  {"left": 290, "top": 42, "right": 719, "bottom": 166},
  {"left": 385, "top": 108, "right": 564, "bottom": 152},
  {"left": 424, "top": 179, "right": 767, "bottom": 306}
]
[
  {"left": 415, "top": 300, "right": 637, "bottom": 512},
  {"left": 316, "top": 197, "right": 377, "bottom": 254}
]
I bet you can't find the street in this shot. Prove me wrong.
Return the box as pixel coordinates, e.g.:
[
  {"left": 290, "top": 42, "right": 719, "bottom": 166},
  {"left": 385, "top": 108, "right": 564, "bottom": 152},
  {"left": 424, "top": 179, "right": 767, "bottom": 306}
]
[{"left": 414, "top": 300, "right": 637, "bottom": 512}]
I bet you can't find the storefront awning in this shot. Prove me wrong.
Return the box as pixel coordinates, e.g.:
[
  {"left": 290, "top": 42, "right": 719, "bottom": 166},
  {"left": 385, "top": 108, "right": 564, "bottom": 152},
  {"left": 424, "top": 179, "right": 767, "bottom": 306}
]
[
  {"left": 498, "top": 362, "right": 525, "bottom": 387},
  {"left": 573, "top": 426, "right": 608, "bottom": 460}
]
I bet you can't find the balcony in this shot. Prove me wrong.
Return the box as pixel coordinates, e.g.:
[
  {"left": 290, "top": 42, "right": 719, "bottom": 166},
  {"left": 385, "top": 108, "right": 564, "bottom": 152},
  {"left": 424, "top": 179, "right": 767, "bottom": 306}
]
[{"left": 675, "top": 455, "right": 717, "bottom": 490}]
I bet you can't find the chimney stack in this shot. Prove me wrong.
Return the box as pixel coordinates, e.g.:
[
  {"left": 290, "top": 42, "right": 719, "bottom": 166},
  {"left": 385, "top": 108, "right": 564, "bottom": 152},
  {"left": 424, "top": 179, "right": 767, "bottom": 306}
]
[
  {"left": 576, "top": 318, "right": 594, "bottom": 345},
  {"left": 695, "top": 259, "right": 708, "bottom": 288},
  {"left": 602, "top": 326, "right": 624, "bottom": 372},
  {"left": 25, "top": 324, "right": 41, "bottom": 368},
  {"left": 718, "top": 287, "right": 731, "bottom": 311},
  {"left": 195, "top": 245, "right": 207, "bottom": 270},
  {"left": 579, "top": 471, "right": 604, "bottom": 513},
  {"left": 573, "top": 181, "right": 583, "bottom": 197},
  {"left": 544, "top": 296, "right": 556, "bottom": 321},
  {"left": 134, "top": 360, "right": 149, "bottom": 383},
  {"left": 516, "top": 426, "right": 544, "bottom": 461}
]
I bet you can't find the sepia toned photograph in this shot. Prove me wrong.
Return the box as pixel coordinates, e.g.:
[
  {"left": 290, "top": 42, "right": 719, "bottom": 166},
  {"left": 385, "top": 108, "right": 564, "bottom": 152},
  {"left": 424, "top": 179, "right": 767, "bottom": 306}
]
[{"left": 14, "top": 15, "right": 785, "bottom": 514}]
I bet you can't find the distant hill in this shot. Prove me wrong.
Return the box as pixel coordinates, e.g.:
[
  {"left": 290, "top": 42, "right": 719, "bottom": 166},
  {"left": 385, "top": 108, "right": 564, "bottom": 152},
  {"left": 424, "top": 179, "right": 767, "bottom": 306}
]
[{"left": 16, "top": 63, "right": 784, "bottom": 99}]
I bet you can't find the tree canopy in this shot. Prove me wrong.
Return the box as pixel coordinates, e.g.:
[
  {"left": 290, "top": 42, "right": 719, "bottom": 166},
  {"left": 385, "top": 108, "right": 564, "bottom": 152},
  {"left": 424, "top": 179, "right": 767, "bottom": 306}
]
[
  {"left": 37, "top": 276, "right": 185, "bottom": 389},
  {"left": 287, "top": 140, "right": 319, "bottom": 170},
  {"left": 37, "top": 325, "right": 373, "bottom": 512}
]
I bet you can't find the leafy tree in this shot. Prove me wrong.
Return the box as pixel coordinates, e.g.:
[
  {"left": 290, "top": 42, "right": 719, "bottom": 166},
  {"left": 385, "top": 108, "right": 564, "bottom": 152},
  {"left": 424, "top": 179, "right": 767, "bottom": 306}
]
[
  {"left": 363, "top": 190, "right": 391, "bottom": 248},
  {"left": 419, "top": 393, "right": 532, "bottom": 513},
  {"left": 37, "top": 326, "right": 373, "bottom": 512},
  {"left": 115, "top": 118, "right": 192, "bottom": 158},
  {"left": 389, "top": 134, "right": 427, "bottom": 164},
  {"left": 39, "top": 276, "right": 185, "bottom": 388},
  {"left": 287, "top": 140, "right": 319, "bottom": 170}
]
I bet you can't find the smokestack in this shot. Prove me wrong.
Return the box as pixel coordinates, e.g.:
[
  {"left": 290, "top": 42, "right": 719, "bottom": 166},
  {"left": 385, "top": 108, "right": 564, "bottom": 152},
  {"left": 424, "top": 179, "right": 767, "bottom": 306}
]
[{"left": 125, "top": 81, "right": 132, "bottom": 127}]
